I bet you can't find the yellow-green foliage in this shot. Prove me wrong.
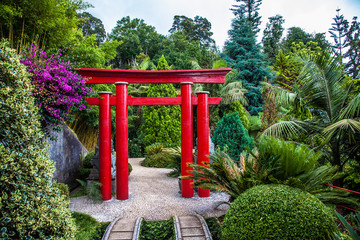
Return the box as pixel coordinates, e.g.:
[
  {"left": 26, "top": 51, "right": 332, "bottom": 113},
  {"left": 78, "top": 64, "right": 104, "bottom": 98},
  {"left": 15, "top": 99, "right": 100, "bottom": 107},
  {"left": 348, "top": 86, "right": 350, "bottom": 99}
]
[
  {"left": 141, "top": 55, "right": 181, "bottom": 146},
  {"left": 222, "top": 184, "right": 338, "bottom": 240},
  {"left": 0, "top": 40, "right": 76, "bottom": 239}
]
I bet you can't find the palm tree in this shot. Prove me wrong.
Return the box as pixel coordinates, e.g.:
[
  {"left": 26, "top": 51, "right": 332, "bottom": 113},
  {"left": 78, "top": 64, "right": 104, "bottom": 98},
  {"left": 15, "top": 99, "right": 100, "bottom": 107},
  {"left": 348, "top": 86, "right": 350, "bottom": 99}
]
[{"left": 263, "top": 53, "right": 360, "bottom": 178}]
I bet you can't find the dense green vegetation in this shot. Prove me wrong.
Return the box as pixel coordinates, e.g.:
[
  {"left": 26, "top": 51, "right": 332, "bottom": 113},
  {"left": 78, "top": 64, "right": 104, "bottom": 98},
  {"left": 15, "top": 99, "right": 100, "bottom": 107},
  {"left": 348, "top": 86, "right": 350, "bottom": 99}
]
[
  {"left": 1, "top": 0, "right": 359, "bottom": 238},
  {"left": 0, "top": 40, "right": 76, "bottom": 239},
  {"left": 72, "top": 212, "right": 109, "bottom": 240},
  {"left": 139, "top": 218, "right": 175, "bottom": 240}
]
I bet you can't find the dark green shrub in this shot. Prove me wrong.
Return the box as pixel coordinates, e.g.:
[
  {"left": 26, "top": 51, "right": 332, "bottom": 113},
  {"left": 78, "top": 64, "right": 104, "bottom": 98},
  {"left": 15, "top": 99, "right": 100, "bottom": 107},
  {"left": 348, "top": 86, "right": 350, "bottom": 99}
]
[
  {"left": 139, "top": 218, "right": 175, "bottom": 240},
  {"left": 141, "top": 152, "right": 175, "bottom": 168},
  {"left": 222, "top": 184, "right": 338, "bottom": 240},
  {"left": 212, "top": 112, "right": 253, "bottom": 160},
  {"left": 78, "top": 168, "right": 91, "bottom": 180},
  {"left": 129, "top": 138, "right": 143, "bottom": 157},
  {"left": 0, "top": 40, "right": 75, "bottom": 239},
  {"left": 72, "top": 211, "right": 110, "bottom": 240},
  {"left": 205, "top": 217, "right": 222, "bottom": 240},
  {"left": 82, "top": 150, "right": 95, "bottom": 168}
]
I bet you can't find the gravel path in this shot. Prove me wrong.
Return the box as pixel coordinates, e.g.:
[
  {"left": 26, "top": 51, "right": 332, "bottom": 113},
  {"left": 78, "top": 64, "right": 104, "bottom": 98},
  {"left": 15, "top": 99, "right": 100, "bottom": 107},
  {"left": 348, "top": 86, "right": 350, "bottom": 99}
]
[{"left": 69, "top": 158, "right": 230, "bottom": 222}]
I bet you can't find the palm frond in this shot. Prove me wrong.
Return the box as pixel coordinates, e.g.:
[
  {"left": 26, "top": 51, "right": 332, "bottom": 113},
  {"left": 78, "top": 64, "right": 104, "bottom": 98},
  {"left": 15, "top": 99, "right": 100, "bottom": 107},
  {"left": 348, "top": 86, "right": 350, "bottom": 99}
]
[
  {"left": 323, "top": 119, "right": 360, "bottom": 145},
  {"left": 262, "top": 81, "right": 297, "bottom": 107},
  {"left": 340, "top": 92, "right": 360, "bottom": 119},
  {"left": 261, "top": 120, "right": 308, "bottom": 139},
  {"left": 220, "top": 81, "right": 248, "bottom": 105},
  {"left": 297, "top": 53, "right": 345, "bottom": 122}
]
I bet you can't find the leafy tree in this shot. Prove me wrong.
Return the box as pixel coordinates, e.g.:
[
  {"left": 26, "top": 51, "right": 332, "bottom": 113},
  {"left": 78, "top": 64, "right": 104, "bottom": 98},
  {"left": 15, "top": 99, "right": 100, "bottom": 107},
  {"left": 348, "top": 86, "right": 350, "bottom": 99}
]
[
  {"left": 63, "top": 28, "right": 121, "bottom": 68},
  {"left": 141, "top": 55, "right": 181, "bottom": 146},
  {"left": 154, "top": 31, "right": 215, "bottom": 69},
  {"left": 0, "top": 0, "right": 89, "bottom": 50},
  {"left": 329, "top": 9, "right": 349, "bottom": 62},
  {"left": 262, "top": 15, "right": 285, "bottom": 63},
  {"left": 263, "top": 53, "right": 360, "bottom": 184},
  {"left": 77, "top": 11, "right": 106, "bottom": 45},
  {"left": 212, "top": 112, "right": 253, "bottom": 160},
  {"left": 0, "top": 40, "right": 76, "bottom": 239},
  {"left": 169, "top": 15, "right": 215, "bottom": 47},
  {"left": 223, "top": 0, "right": 272, "bottom": 115},
  {"left": 108, "top": 16, "right": 162, "bottom": 68},
  {"left": 281, "top": 27, "right": 330, "bottom": 53}
]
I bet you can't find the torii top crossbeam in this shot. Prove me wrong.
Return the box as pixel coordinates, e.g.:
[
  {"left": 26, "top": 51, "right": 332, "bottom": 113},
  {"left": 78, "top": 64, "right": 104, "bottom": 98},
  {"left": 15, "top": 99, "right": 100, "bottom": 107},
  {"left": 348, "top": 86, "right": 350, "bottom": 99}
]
[{"left": 78, "top": 68, "right": 232, "bottom": 84}]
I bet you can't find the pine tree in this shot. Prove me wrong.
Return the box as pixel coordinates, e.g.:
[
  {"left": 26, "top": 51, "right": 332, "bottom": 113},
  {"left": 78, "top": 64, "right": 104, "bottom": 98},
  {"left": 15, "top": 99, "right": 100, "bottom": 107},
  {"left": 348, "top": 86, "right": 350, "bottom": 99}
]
[
  {"left": 329, "top": 9, "right": 349, "bottom": 63},
  {"left": 141, "top": 55, "right": 181, "bottom": 146},
  {"left": 344, "top": 17, "right": 360, "bottom": 78},
  {"left": 262, "top": 15, "right": 285, "bottom": 63},
  {"left": 224, "top": 0, "right": 272, "bottom": 116}
]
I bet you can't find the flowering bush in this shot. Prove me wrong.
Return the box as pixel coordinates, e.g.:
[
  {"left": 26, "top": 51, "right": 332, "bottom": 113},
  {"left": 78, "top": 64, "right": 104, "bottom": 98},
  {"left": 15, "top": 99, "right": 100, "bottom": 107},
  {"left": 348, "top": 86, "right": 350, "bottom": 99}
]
[
  {"left": 21, "top": 45, "right": 92, "bottom": 133},
  {"left": 0, "top": 40, "right": 76, "bottom": 239}
]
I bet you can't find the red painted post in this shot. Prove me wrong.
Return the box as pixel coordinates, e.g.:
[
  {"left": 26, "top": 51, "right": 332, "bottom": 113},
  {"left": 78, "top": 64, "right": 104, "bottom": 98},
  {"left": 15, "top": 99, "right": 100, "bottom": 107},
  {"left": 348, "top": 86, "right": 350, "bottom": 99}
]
[
  {"left": 181, "top": 82, "right": 193, "bottom": 198},
  {"left": 115, "top": 82, "right": 129, "bottom": 200},
  {"left": 196, "top": 91, "right": 210, "bottom": 197},
  {"left": 98, "top": 91, "right": 112, "bottom": 201}
]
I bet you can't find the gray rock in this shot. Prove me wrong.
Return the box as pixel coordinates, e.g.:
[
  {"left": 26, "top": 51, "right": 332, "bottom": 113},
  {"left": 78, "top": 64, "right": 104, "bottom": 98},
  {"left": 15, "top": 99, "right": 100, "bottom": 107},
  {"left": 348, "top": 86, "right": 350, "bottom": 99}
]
[{"left": 46, "top": 123, "right": 88, "bottom": 187}]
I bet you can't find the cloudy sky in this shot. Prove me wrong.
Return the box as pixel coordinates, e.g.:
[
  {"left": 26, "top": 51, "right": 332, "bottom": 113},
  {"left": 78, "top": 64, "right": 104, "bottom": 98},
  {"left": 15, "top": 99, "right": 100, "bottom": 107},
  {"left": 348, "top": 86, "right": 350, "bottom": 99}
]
[{"left": 87, "top": 0, "right": 360, "bottom": 49}]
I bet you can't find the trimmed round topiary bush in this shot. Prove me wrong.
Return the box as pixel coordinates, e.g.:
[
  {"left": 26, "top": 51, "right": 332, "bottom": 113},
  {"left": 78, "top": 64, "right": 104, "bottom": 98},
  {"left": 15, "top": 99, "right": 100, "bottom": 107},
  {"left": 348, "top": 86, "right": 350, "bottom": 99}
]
[
  {"left": 0, "top": 40, "right": 76, "bottom": 239},
  {"left": 222, "top": 184, "right": 338, "bottom": 240}
]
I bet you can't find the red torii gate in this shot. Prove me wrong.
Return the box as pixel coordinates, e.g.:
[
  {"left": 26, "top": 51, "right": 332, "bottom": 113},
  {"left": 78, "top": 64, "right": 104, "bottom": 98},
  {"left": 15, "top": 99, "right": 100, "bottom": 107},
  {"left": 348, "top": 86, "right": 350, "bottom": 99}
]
[{"left": 78, "top": 68, "right": 231, "bottom": 201}]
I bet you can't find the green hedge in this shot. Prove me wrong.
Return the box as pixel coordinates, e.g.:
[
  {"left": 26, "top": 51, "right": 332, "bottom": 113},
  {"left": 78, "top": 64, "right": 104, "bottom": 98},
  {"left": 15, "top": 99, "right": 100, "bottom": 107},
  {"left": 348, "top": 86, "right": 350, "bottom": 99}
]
[
  {"left": 139, "top": 218, "right": 175, "bottom": 240},
  {"left": 222, "top": 184, "right": 338, "bottom": 240},
  {"left": 0, "top": 40, "right": 76, "bottom": 239}
]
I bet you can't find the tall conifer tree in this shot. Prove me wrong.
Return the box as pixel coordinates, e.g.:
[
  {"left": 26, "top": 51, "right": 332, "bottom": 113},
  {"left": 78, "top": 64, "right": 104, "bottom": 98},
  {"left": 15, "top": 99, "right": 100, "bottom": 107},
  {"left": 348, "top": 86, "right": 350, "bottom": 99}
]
[
  {"left": 141, "top": 55, "right": 181, "bottom": 146},
  {"left": 223, "top": 0, "right": 272, "bottom": 115}
]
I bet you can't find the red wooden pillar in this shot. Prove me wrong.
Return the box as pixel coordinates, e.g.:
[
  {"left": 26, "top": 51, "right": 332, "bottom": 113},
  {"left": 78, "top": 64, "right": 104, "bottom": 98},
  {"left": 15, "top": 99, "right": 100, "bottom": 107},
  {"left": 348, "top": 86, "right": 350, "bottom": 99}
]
[
  {"left": 98, "top": 91, "right": 112, "bottom": 201},
  {"left": 115, "top": 82, "right": 129, "bottom": 200},
  {"left": 181, "top": 82, "right": 193, "bottom": 198},
  {"left": 196, "top": 91, "right": 210, "bottom": 197}
]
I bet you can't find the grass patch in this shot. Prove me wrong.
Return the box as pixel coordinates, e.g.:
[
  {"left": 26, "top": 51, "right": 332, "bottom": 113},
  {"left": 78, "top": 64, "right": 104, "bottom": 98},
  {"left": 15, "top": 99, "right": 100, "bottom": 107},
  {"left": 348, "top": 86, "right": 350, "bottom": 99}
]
[
  {"left": 139, "top": 218, "right": 175, "bottom": 240},
  {"left": 205, "top": 217, "right": 222, "bottom": 240},
  {"left": 72, "top": 211, "right": 110, "bottom": 240}
]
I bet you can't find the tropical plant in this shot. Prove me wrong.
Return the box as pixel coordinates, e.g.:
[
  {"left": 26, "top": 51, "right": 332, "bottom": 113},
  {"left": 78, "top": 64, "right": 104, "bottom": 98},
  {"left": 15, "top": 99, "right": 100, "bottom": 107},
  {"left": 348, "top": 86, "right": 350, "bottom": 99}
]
[
  {"left": 263, "top": 52, "right": 360, "bottom": 177},
  {"left": 163, "top": 146, "right": 182, "bottom": 177},
  {"left": 222, "top": 184, "right": 339, "bottom": 240},
  {"left": 335, "top": 211, "right": 360, "bottom": 240},
  {"left": 188, "top": 136, "right": 358, "bottom": 207}
]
